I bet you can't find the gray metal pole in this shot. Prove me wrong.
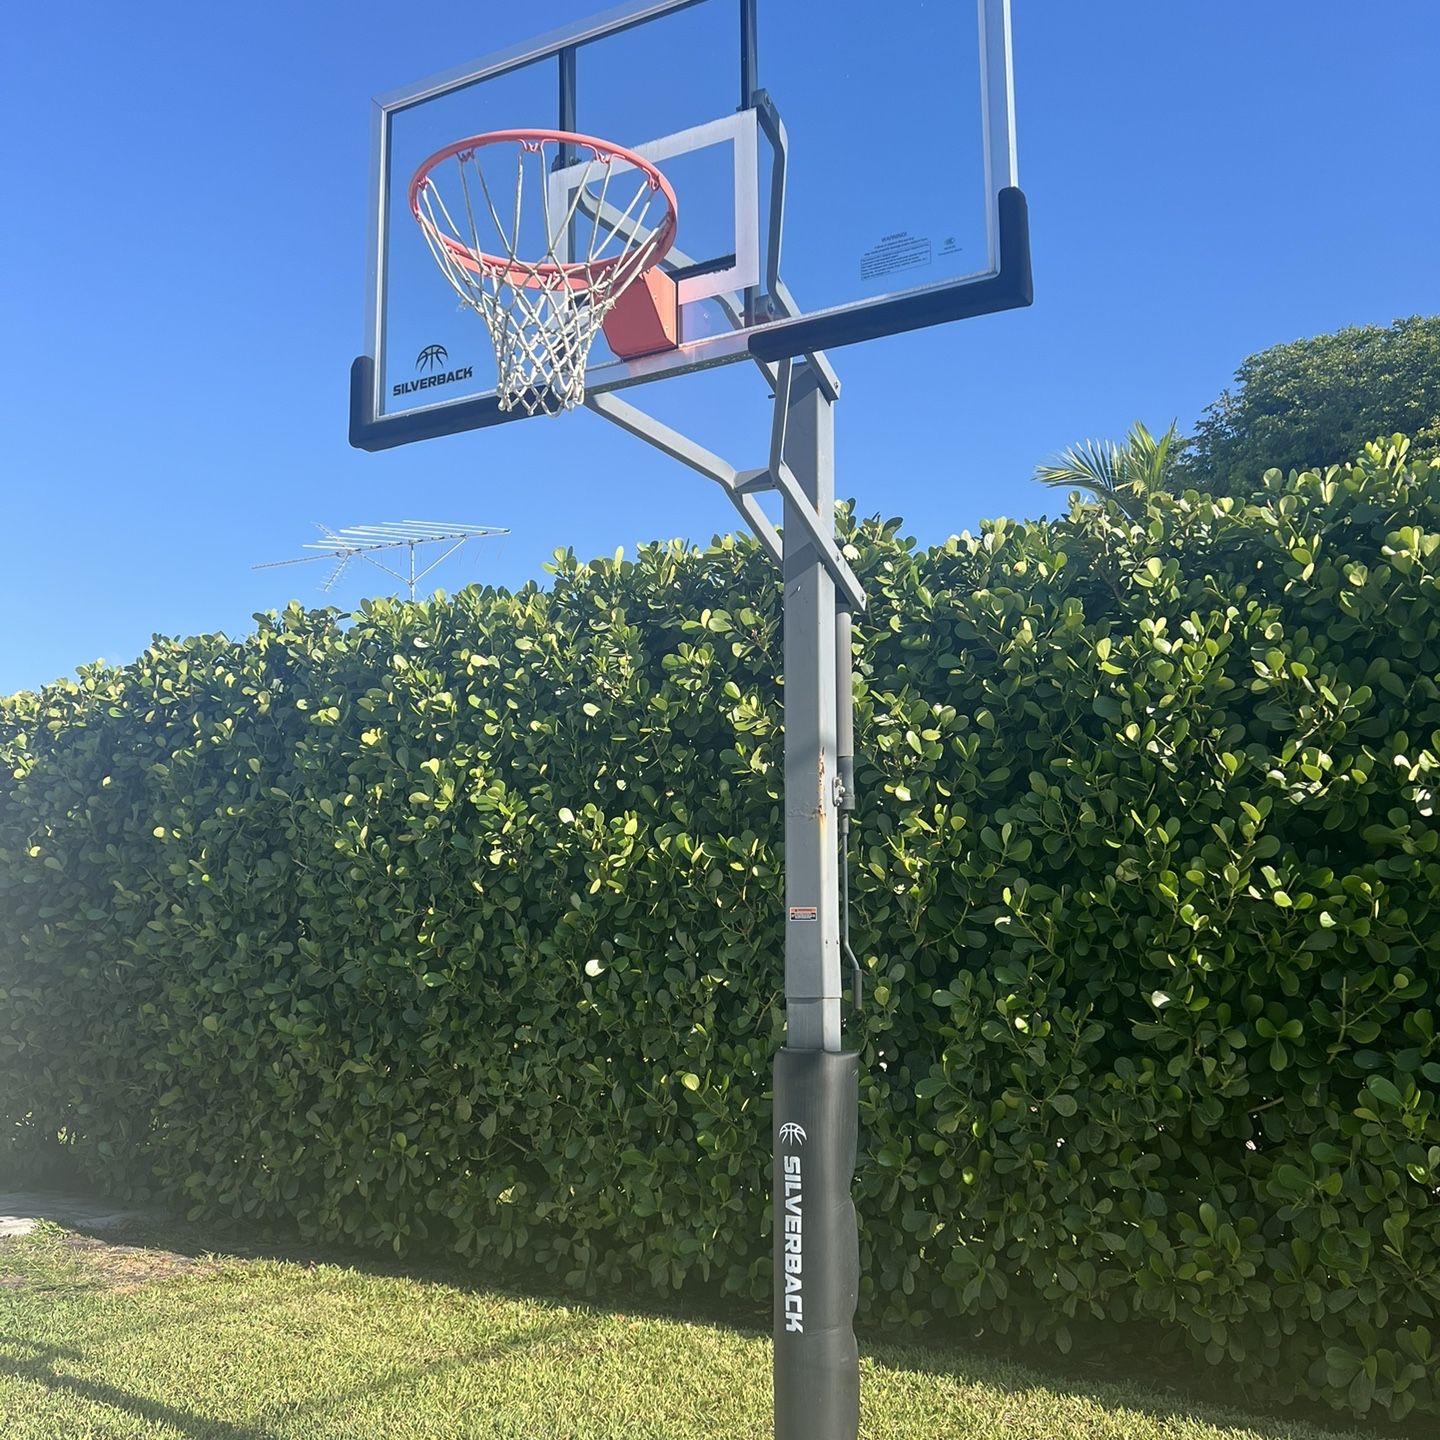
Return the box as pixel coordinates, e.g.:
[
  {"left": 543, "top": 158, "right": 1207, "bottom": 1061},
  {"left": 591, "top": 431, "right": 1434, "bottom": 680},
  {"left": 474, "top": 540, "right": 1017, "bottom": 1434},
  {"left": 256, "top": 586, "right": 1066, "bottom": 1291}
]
[
  {"left": 586, "top": 360, "right": 862, "bottom": 1440},
  {"left": 780, "top": 362, "right": 843, "bottom": 1052},
  {"left": 773, "top": 361, "right": 859, "bottom": 1440}
]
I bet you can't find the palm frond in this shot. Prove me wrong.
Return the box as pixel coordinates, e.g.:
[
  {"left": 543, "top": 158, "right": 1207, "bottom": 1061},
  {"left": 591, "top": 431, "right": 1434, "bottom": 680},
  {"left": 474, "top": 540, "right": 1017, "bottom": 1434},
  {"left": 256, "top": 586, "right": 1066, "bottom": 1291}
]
[
  {"left": 1033, "top": 421, "right": 1184, "bottom": 515},
  {"left": 1034, "top": 437, "right": 1125, "bottom": 496}
]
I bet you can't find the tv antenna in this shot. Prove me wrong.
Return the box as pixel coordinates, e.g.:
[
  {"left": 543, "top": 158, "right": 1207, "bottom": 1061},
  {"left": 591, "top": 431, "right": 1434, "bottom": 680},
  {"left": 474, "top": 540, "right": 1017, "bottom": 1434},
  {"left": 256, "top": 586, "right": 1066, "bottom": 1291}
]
[{"left": 254, "top": 520, "right": 510, "bottom": 599}]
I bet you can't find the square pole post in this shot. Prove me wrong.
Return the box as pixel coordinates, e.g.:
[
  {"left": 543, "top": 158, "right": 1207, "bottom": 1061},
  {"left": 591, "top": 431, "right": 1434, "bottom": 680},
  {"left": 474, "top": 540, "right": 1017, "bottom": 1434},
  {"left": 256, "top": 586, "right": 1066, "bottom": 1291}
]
[
  {"left": 773, "top": 360, "right": 859, "bottom": 1440},
  {"left": 781, "top": 361, "right": 842, "bottom": 1053}
]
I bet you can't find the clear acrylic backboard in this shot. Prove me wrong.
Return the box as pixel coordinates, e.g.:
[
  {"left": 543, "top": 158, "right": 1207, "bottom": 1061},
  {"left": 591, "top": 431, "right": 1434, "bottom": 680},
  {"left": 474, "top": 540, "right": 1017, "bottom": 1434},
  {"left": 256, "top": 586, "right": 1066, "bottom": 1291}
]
[{"left": 351, "top": 0, "right": 1029, "bottom": 450}]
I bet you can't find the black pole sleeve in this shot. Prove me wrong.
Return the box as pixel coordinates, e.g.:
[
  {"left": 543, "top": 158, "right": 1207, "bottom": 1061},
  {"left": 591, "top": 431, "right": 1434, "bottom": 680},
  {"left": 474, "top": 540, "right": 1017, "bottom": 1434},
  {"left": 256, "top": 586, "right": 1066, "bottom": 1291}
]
[{"left": 774, "top": 1047, "right": 860, "bottom": 1440}]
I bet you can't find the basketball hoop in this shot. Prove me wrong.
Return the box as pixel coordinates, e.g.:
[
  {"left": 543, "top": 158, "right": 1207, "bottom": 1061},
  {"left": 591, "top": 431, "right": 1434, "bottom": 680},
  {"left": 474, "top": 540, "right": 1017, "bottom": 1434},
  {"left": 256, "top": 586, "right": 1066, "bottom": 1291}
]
[{"left": 409, "top": 129, "right": 679, "bottom": 416}]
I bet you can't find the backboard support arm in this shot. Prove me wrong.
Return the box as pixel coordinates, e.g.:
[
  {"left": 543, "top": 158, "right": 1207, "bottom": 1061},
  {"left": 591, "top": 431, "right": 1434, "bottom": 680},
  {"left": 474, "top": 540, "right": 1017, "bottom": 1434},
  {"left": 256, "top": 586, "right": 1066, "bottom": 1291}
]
[
  {"left": 583, "top": 391, "right": 783, "bottom": 566},
  {"left": 584, "top": 379, "right": 864, "bottom": 612}
]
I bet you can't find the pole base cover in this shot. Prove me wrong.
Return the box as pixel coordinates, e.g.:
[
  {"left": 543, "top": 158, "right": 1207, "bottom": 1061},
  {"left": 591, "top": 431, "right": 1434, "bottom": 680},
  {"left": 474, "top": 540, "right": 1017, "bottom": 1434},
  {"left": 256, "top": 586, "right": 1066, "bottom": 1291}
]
[{"left": 773, "top": 1047, "right": 859, "bottom": 1440}]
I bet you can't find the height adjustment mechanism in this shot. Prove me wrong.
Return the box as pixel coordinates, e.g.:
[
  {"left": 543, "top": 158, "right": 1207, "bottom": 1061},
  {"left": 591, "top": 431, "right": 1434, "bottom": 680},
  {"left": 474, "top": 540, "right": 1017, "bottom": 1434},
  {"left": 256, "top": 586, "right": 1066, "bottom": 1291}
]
[{"left": 836, "top": 607, "right": 862, "bottom": 1016}]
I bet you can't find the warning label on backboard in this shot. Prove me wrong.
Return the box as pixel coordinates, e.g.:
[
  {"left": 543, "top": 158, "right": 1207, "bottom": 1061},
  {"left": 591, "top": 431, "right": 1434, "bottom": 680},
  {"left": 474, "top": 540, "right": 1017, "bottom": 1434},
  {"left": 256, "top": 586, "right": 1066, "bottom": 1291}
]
[
  {"left": 860, "top": 231, "right": 933, "bottom": 282},
  {"left": 788, "top": 906, "right": 819, "bottom": 923}
]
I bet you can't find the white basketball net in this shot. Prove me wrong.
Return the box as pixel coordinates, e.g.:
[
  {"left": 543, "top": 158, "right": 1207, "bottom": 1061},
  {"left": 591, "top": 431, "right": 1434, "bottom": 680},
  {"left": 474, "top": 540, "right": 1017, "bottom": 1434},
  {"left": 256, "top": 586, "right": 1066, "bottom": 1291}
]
[{"left": 412, "top": 136, "right": 675, "bottom": 416}]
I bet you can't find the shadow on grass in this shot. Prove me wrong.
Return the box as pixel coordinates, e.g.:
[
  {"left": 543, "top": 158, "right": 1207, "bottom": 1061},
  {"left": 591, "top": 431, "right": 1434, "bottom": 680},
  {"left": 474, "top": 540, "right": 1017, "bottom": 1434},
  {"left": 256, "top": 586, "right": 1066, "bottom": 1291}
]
[
  {"left": 0, "top": 1332, "right": 272, "bottom": 1440},
  {"left": 255, "top": 1311, "right": 593, "bottom": 1431},
  {"left": 860, "top": 1333, "right": 1408, "bottom": 1440},
  {"left": 0, "top": 1310, "right": 594, "bottom": 1440},
  {"left": 51, "top": 1204, "right": 770, "bottom": 1336},
  {"left": 21, "top": 1203, "right": 1427, "bottom": 1440}
]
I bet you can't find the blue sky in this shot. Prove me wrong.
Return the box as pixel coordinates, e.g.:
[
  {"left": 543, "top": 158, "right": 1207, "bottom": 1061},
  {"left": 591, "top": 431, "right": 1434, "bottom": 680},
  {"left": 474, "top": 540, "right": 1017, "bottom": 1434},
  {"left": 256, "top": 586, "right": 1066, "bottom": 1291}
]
[{"left": 2, "top": 1, "right": 1437, "bottom": 696}]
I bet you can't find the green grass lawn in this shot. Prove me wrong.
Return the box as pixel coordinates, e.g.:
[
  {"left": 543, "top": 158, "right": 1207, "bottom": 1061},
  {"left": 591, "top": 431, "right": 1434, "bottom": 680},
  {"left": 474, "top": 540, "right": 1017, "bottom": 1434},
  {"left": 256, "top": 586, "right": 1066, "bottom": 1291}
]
[{"left": 0, "top": 1221, "right": 1384, "bottom": 1440}]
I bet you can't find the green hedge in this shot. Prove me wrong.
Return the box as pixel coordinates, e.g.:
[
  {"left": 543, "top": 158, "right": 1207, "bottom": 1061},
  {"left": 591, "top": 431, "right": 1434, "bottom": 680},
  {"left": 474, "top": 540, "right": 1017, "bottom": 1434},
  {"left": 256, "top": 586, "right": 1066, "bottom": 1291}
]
[{"left": 2, "top": 440, "right": 1437, "bottom": 1421}]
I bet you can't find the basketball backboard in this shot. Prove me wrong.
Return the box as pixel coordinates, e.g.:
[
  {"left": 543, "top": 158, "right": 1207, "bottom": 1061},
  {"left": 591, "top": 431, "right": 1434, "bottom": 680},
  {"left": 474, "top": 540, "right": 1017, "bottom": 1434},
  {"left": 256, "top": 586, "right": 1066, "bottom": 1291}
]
[{"left": 350, "top": 0, "right": 1029, "bottom": 451}]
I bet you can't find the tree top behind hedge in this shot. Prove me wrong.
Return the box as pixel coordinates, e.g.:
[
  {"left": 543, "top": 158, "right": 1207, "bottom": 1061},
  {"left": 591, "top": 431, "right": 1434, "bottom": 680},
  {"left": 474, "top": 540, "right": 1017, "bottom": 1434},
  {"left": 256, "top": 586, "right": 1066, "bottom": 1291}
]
[{"left": 1184, "top": 314, "right": 1440, "bottom": 495}]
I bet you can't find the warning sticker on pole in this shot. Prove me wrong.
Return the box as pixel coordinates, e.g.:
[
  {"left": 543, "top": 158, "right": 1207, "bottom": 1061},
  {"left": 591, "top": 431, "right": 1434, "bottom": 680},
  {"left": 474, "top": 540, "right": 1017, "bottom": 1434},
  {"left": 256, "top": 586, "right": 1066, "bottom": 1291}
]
[{"left": 788, "top": 906, "right": 819, "bottom": 923}]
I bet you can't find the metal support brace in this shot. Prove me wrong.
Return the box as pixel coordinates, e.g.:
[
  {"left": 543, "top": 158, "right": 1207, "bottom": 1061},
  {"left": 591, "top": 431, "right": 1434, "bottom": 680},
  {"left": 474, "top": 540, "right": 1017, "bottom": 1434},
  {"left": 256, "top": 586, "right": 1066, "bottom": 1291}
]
[
  {"left": 585, "top": 383, "right": 866, "bottom": 614},
  {"left": 750, "top": 91, "right": 841, "bottom": 402},
  {"left": 583, "top": 392, "right": 782, "bottom": 566}
]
